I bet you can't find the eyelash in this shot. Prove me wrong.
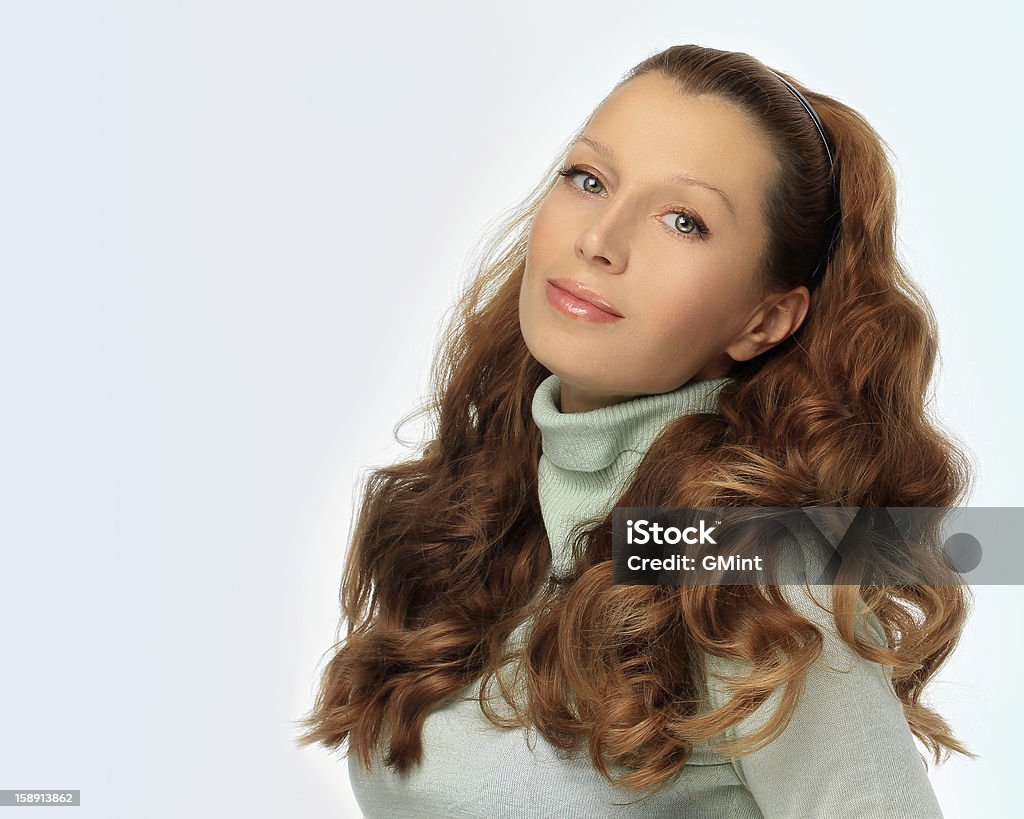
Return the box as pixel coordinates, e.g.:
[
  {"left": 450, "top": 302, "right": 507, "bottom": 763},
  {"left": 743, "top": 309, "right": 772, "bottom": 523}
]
[{"left": 555, "top": 163, "right": 710, "bottom": 240}]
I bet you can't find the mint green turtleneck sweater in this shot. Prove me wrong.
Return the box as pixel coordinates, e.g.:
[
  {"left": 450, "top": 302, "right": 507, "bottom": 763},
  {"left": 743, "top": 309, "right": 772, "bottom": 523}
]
[{"left": 348, "top": 373, "right": 945, "bottom": 818}]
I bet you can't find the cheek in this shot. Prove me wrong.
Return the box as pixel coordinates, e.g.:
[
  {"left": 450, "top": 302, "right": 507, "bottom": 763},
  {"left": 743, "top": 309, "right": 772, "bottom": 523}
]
[
  {"left": 520, "top": 218, "right": 549, "bottom": 329},
  {"left": 526, "top": 199, "right": 564, "bottom": 268},
  {"left": 647, "top": 308, "right": 701, "bottom": 349},
  {"left": 642, "top": 291, "right": 734, "bottom": 351}
]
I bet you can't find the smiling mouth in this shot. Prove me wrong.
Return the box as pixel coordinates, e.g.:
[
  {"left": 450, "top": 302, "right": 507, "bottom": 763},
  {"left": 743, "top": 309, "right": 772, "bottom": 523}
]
[
  {"left": 545, "top": 280, "right": 624, "bottom": 323},
  {"left": 546, "top": 278, "right": 623, "bottom": 316}
]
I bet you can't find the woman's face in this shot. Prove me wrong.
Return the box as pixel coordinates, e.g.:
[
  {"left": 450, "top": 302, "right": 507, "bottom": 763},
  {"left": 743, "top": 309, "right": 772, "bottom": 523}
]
[{"left": 519, "top": 72, "right": 803, "bottom": 413}]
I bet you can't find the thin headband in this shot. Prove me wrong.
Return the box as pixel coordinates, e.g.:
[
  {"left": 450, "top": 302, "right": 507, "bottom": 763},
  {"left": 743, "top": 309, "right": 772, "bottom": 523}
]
[
  {"left": 769, "top": 71, "right": 840, "bottom": 286},
  {"left": 771, "top": 72, "right": 835, "bottom": 173}
]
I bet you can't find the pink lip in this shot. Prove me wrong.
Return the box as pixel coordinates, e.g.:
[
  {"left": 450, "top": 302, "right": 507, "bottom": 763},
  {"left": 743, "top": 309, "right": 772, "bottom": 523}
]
[{"left": 545, "top": 278, "right": 623, "bottom": 322}]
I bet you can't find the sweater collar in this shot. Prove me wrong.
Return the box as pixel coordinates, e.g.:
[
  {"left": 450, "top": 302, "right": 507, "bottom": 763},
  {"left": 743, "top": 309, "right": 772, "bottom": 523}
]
[{"left": 531, "top": 373, "right": 733, "bottom": 473}]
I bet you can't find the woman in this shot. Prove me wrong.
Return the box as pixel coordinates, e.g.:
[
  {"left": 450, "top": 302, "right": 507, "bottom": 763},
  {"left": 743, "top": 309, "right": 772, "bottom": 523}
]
[{"left": 297, "top": 45, "right": 974, "bottom": 817}]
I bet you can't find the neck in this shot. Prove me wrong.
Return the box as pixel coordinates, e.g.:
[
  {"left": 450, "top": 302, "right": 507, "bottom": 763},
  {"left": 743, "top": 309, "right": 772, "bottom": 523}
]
[{"left": 531, "top": 371, "right": 733, "bottom": 575}]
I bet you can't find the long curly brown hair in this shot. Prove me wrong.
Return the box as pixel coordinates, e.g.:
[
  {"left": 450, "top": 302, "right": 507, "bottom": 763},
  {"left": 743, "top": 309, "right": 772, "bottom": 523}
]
[{"left": 295, "top": 44, "right": 976, "bottom": 793}]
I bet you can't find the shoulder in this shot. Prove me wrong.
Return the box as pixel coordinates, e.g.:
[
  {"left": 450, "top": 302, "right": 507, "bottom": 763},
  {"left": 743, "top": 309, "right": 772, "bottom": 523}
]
[{"left": 699, "top": 582, "right": 941, "bottom": 818}]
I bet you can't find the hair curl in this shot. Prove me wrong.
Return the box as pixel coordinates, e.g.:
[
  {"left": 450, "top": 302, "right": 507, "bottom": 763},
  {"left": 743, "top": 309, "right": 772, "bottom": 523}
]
[{"left": 295, "top": 44, "right": 976, "bottom": 794}]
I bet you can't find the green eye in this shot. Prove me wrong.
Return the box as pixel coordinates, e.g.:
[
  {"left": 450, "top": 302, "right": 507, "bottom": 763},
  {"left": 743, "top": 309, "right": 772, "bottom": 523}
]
[
  {"left": 663, "top": 212, "right": 703, "bottom": 236},
  {"left": 558, "top": 165, "right": 603, "bottom": 194}
]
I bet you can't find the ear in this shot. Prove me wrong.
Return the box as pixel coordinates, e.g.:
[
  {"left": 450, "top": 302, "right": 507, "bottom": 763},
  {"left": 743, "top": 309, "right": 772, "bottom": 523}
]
[{"left": 724, "top": 286, "right": 810, "bottom": 363}]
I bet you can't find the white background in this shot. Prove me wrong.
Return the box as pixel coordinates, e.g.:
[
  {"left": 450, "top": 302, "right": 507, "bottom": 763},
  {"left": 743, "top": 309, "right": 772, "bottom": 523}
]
[{"left": 1, "top": 1, "right": 1019, "bottom": 817}]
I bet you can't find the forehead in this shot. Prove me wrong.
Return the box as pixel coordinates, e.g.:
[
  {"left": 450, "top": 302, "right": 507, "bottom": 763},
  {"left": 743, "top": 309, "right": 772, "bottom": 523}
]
[{"left": 580, "top": 73, "right": 777, "bottom": 219}]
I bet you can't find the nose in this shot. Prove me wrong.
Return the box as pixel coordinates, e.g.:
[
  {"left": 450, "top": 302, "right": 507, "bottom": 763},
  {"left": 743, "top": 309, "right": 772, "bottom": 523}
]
[{"left": 575, "top": 210, "right": 629, "bottom": 275}]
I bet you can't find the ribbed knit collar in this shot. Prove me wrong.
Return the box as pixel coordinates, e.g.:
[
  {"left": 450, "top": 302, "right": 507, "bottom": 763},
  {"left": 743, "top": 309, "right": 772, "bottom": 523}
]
[{"left": 530, "top": 373, "right": 733, "bottom": 473}]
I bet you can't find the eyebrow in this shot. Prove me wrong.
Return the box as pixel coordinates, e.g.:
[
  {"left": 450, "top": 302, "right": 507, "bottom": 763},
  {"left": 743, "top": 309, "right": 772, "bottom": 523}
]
[{"left": 570, "top": 136, "right": 737, "bottom": 219}]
